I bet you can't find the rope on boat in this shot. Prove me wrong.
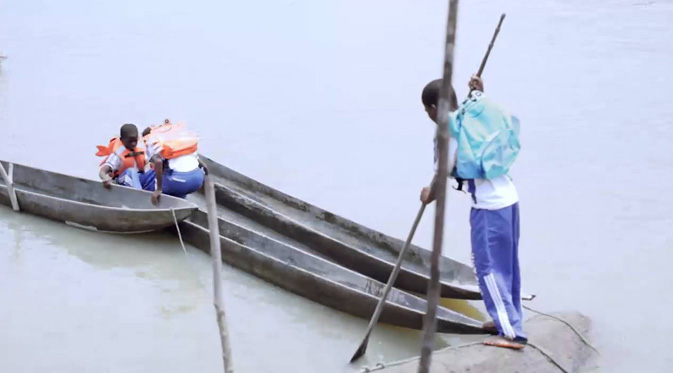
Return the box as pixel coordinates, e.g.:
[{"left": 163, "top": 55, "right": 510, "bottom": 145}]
[
  {"left": 171, "top": 208, "right": 189, "bottom": 256},
  {"left": 171, "top": 208, "right": 208, "bottom": 293},
  {"left": 523, "top": 305, "right": 600, "bottom": 355},
  {"left": 358, "top": 342, "right": 482, "bottom": 372},
  {"left": 358, "top": 342, "right": 481, "bottom": 372},
  {"left": 358, "top": 341, "right": 572, "bottom": 373},
  {"left": 526, "top": 342, "right": 570, "bottom": 373},
  {"left": 357, "top": 304, "right": 600, "bottom": 373}
]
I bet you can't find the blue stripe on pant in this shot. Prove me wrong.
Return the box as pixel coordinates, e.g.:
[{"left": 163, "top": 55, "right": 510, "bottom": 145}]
[
  {"left": 161, "top": 168, "right": 205, "bottom": 199},
  {"left": 470, "top": 203, "right": 526, "bottom": 341}
]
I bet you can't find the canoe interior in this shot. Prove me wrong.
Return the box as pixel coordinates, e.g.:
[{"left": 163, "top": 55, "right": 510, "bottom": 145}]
[
  {"left": 199, "top": 155, "right": 480, "bottom": 294},
  {"left": 0, "top": 160, "right": 198, "bottom": 233},
  {"left": 0, "top": 160, "right": 193, "bottom": 210}
]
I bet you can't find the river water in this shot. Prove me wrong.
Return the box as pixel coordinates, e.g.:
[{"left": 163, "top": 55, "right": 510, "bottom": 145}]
[{"left": 1, "top": 0, "right": 672, "bottom": 372}]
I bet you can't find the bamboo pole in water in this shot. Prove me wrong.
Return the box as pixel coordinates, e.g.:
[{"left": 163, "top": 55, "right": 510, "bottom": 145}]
[
  {"left": 349, "top": 202, "right": 427, "bottom": 362},
  {"left": 417, "top": 1, "right": 459, "bottom": 372},
  {"left": 204, "top": 176, "right": 234, "bottom": 373}
]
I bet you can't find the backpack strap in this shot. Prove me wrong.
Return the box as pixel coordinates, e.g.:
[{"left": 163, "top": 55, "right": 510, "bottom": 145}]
[
  {"left": 124, "top": 150, "right": 145, "bottom": 158},
  {"left": 454, "top": 177, "right": 465, "bottom": 192},
  {"left": 450, "top": 166, "right": 467, "bottom": 193}
]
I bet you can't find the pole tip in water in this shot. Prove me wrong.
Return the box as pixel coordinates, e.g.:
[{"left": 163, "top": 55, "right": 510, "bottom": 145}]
[{"left": 350, "top": 343, "right": 368, "bottom": 363}]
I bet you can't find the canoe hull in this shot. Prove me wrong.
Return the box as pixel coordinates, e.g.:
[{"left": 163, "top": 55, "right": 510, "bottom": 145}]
[
  {"left": 211, "top": 182, "right": 483, "bottom": 298},
  {"left": 0, "top": 188, "right": 194, "bottom": 233},
  {"left": 179, "top": 210, "right": 486, "bottom": 333},
  {"left": 0, "top": 161, "right": 197, "bottom": 233},
  {"left": 200, "top": 156, "right": 482, "bottom": 299}
]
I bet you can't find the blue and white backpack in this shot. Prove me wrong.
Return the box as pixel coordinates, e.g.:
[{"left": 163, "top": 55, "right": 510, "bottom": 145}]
[{"left": 448, "top": 91, "right": 521, "bottom": 180}]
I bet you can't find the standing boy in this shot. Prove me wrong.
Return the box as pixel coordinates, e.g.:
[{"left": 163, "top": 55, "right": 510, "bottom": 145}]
[{"left": 420, "top": 76, "right": 526, "bottom": 349}]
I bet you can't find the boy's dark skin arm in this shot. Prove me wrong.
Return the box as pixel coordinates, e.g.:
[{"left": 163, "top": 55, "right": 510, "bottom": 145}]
[
  {"left": 469, "top": 74, "right": 484, "bottom": 92},
  {"left": 99, "top": 165, "right": 113, "bottom": 189},
  {"left": 420, "top": 175, "right": 438, "bottom": 204}
]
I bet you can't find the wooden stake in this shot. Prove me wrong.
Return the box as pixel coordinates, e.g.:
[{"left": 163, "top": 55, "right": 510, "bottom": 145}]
[
  {"left": 0, "top": 162, "right": 20, "bottom": 211},
  {"left": 204, "top": 176, "right": 234, "bottom": 373},
  {"left": 417, "top": 1, "right": 459, "bottom": 372}
]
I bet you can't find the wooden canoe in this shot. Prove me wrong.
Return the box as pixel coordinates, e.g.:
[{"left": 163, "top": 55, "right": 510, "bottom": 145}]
[
  {"left": 179, "top": 208, "right": 487, "bottom": 333},
  {"left": 198, "top": 156, "right": 488, "bottom": 299},
  {"left": 0, "top": 160, "right": 197, "bottom": 233}
]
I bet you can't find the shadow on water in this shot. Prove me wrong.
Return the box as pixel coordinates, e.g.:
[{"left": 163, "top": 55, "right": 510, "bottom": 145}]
[
  {"left": 439, "top": 297, "right": 487, "bottom": 322},
  {"left": 408, "top": 290, "right": 487, "bottom": 322}
]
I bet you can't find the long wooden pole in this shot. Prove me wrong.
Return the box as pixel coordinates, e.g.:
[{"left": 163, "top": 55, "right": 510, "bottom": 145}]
[
  {"left": 349, "top": 9, "right": 506, "bottom": 368},
  {"left": 417, "top": 1, "right": 459, "bottom": 372},
  {"left": 477, "top": 14, "right": 505, "bottom": 77},
  {"left": 349, "top": 203, "right": 427, "bottom": 362},
  {"left": 204, "top": 175, "right": 234, "bottom": 373},
  {"left": 417, "top": 11, "right": 507, "bottom": 372}
]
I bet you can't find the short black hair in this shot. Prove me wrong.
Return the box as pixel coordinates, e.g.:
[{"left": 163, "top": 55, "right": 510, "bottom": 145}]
[
  {"left": 120, "top": 123, "right": 138, "bottom": 139},
  {"left": 421, "top": 79, "right": 458, "bottom": 109}
]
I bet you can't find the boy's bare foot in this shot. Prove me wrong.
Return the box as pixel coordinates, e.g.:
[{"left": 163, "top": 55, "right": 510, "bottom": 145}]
[
  {"left": 482, "top": 320, "right": 498, "bottom": 333},
  {"left": 483, "top": 336, "right": 526, "bottom": 350}
]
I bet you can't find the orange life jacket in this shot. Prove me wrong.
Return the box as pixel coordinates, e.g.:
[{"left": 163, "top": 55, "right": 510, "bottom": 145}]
[
  {"left": 95, "top": 137, "right": 148, "bottom": 178},
  {"left": 143, "top": 119, "right": 199, "bottom": 160}
]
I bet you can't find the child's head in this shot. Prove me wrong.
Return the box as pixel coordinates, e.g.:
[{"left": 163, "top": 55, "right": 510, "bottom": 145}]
[
  {"left": 120, "top": 123, "right": 139, "bottom": 150},
  {"left": 421, "top": 79, "right": 458, "bottom": 123}
]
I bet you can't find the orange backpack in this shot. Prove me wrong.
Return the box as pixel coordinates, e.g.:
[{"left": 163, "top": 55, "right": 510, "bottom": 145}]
[{"left": 143, "top": 120, "right": 199, "bottom": 160}]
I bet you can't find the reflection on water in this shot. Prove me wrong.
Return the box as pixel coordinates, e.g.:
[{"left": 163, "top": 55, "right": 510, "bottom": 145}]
[{"left": 439, "top": 298, "right": 486, "bottom": 323}]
